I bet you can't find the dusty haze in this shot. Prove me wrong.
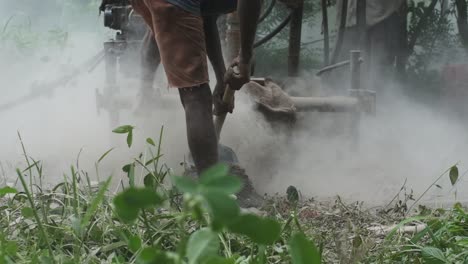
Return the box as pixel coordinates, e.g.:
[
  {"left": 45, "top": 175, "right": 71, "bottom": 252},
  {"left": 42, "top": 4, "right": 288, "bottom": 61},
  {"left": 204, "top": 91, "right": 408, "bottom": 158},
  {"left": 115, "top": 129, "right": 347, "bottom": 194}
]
[{"left": 1, "top": 1, "right": 467, "bottom": 207}]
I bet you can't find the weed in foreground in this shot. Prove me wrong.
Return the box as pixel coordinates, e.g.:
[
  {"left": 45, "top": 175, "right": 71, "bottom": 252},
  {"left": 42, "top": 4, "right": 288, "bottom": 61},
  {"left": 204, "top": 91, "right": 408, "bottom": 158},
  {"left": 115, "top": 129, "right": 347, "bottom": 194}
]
[
  {"left": 0, "top": 126, "right": 467, "bottom": 263},
  {"left": 0, "top": 126, "right": 320, "bottom": 264}
]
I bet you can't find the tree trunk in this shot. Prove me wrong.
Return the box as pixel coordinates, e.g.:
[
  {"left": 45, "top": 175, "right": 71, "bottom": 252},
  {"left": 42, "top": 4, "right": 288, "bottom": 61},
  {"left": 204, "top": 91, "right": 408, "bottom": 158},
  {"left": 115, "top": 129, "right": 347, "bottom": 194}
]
[{"left": 455, "top": 0, "right": 468, "bottom": 52}]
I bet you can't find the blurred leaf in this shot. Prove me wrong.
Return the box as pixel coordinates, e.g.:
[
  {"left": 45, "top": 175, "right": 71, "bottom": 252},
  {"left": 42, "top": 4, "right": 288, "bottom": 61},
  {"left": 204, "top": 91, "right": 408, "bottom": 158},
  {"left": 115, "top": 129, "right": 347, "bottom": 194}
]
[
  {"left": 205, "top": 257, "right": 237, "bottom": 264},
  {"left": 112, "top": 125, "right": 134, "bottom": 134},
  {"left": 144, "top": 174, "right": 155, "bottom": 189},
  {"left": 203, "top": 190, "right": 240, "bottom": 230},
  {"left": 113, "top": 188, "right": 163, "bottom": 223},
  {"left": 200, "top": 164, "right": 230, "bottom": 184},
  {"left": 449, "top": 166, "right": 459, "bottom": 186},
  {"left": 128, "top": 235, "right": 142, "bottom": 253},
  {"left": 127, "top": 130, "right": 133, "bottom": 148},
  {"left": 172, "top": 176, "right": 198, "bottom": 194},
  {"left": 201, "top": 176, "right": 243, "bottom": 195},
  {"left": 139, "top": 247, "right": 174, "bottom": 264},
  {"left": 146, "top": 138, "right": 156, "bottom": 146},
  {"left": 252, "top": 245, "right": 267, "bottom": 264},
  {"left": 21, "top": 207, "right": 34, "bottom": 218},
  {"left": 81, "top": 177, "right": 112, "bottom": 232},
  {"left": 145, "top": 155, "right": 163, "bottom": 166},
  {"left": 128, "top": 163, "right": 135, "bottom": 187},
  {"left": 186, "top": 228, "right": 220, "bottom": 264},
  {"left": 0, "top": 186, "right": 17, "bottom": 197},
  {"left": 289, "top": 233, "right": 321, "bottom": 264},
  {"left": 122, "top": 164, "right": 132, "bottom": 173},
  {"left": 5, "top": 240, "right": 18, "bottom": 255},
  {"left": 199, "top": 164, "right": 241, "bottom": 194},
  {"left": 421, "top": 247, "right": 447, "bottom": 264},
  {"left": 97, "top": 148, "right": 114, "bottom": 163},
  {"left": 228, "top": 214, "right": 281, "bottom": 245},
  {"left": 123, "top": 163, "right": 135, "bottom": 187}
]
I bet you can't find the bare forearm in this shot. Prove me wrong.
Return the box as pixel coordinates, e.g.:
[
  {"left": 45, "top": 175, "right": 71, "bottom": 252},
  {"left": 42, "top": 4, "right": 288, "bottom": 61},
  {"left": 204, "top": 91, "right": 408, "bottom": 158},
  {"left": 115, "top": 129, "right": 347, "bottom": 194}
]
[
  {"left": 237, "top": 0, "right": 262, "bottom": 64},
  {"left": 203, "top": 15, "right": 226, "bottom": 83}
]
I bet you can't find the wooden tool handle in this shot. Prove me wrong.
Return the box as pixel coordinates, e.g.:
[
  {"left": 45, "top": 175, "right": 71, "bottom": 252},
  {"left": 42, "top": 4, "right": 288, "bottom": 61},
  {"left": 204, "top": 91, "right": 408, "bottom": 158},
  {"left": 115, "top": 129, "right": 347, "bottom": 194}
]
[{"left": 214, "top": 85, "right": 235, "bottom": 140}]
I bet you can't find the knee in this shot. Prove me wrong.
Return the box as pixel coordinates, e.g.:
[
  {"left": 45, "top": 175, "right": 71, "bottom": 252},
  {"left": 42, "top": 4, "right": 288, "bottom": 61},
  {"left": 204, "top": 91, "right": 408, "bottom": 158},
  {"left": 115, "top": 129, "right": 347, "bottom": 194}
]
[{"left": 179, "top": 84, "right": 213, "bottom": 109}]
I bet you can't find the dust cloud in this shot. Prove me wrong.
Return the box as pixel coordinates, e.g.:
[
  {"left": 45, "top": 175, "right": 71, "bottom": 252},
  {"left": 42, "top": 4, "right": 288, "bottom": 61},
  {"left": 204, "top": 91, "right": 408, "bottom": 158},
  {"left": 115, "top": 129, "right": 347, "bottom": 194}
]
[{"left": 1, "top": 1, "right": 467, "bottom": 206}]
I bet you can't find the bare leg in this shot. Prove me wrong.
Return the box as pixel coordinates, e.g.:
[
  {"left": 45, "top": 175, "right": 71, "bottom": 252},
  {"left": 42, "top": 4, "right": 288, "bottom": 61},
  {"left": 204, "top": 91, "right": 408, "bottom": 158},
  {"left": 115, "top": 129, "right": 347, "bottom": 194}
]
[
  {"left": 179, "top": 84, "right": 219, "bottom": 174},
  {"left": 140, "top": 29, "right": 161, "bottom": 101}
]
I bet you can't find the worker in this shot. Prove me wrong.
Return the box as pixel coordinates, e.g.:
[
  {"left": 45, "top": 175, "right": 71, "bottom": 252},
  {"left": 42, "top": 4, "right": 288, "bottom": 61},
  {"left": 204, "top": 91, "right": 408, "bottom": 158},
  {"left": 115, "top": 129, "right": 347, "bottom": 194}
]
[
  {"left": 131, "top": 0, "right": 262, "bottom": 175},
  {"left": 137, "top": 1, "right": 239, "bottom": 117}
]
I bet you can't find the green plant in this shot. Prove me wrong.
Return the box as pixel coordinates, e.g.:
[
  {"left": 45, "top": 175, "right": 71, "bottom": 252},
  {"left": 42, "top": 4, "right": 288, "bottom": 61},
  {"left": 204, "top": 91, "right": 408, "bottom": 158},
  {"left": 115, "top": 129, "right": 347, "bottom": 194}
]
[{"left": 0, "top": 126, "right": 321, "bottom": 263}]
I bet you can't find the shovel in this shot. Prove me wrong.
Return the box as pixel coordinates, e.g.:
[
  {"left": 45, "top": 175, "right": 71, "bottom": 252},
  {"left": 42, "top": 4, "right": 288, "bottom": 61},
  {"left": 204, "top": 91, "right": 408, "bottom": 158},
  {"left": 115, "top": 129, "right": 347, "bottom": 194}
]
[{"left": 213, "top": 85, "right": 239, "bottom": 164}]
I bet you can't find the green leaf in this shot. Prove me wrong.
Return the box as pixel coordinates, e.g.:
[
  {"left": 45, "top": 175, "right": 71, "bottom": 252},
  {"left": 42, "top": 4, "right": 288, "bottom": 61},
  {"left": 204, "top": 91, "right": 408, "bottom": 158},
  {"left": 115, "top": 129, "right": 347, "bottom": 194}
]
[
  {"left": 0, "top": 186, "right": 17, "bottom": 197},
  {"left": 4, "top": 240, "right": 18, "bottom": 255},
  {"left": 21, "top": 207, "right": 34, "bottom": 218},
  {"left": 449, "top": 166, "right": 459, "bottom": 186},
  {"left": 145, "top": 155, "right": 163, "bottom": 166},
  {"left": 127, "top": 130, "right": 133, "bottom": 148},
  {"left": 421, "top": 247, "right": 447, "bottom": 264},
  {"left": 186, "top": 228, "right": 220, "bottom": 264},
  {"left": 144, "top": 174, "right": 155, "bottom": 189},
  {"left": 228, "top": 214, "right": 281, "bottom": 245},
  {"left": 172, "top": 176, "right": 198, "bottom": 194},
  {"left": 201, "top": 176, "right": 243, "bottom": 195},
  {"left": 112, "top": 125, "right": 134, "bottom": 134},
  {"left": 198, "top": 164, "right": 241, "bottom": 194},
  {"left": 288, "top": 233, "right": 321, "bottom": 264},
  {"left": 22, "top": 160, "right": 41, "bottom": 173},
  {"left": 113, "top": 188, "right": 163, "bottom": 223},
  {"left": 386, "top": 216, "right": 430, "bottom": 240},
  {"left": 128, "top": 235, "right": 142, "bottom": 253},
  {"left": 139, "top": 247, "right": 174, "bottom": 264},
  {"left": 253, "top": 245, "right": 267, "bottom": 264},
  {"left": 81, "top": 177, "right": 112, "bottom": 233},
  {"left": 122, "top": 164, "right": 132, "bottom": 173},
  {"left": 128, "top": 163, "right": 135, "bottom": 187},
  {"left": 123, "top": 163, "right": 136, "bottom": 187},
  {"left": 98, "top": 148, "right": 114, "bottom": 163},
  {"left": 200, "top": 164, "right": 230, "bottom": 184},
  {"left": 146, "top": 138, "right": 156, "bottom": 146},
  {"left": 203, "top": 190, "right": 240, "bottom": 230},
  {"left": 205, "top": 257, "right": 236, "bottom": 264}
]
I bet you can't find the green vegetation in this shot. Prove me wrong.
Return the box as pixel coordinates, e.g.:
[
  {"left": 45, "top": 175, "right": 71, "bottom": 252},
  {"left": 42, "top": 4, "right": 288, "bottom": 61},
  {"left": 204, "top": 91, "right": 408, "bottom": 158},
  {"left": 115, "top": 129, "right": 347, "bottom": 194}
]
[{"left": 0, "top": 128, "right": 466, "bottom": 263}]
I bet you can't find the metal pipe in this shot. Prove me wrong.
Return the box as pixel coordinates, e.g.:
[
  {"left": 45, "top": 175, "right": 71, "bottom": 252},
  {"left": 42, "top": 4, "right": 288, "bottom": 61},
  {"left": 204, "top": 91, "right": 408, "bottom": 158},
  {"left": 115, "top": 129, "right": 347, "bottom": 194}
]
[
  {"left": 349, "top": 50, "right": 362, "bottom": 150},
  {"left": 288, "top": 0, "right": 304, "bottom": 77},
  {"left": 254, "top": 13, "right": 292, "bottom": 48},
  {"left": 350, "top": 50, "right": 361, "bottom": 92},
  {"left": 291, "top": 96, "right": 359, "bottom": 112},
  {"left": 258, "top": 0, "right": 277, "bottom": 24},
  {"left": 316, "top": 59, "right": 351, "bottom": 76}
]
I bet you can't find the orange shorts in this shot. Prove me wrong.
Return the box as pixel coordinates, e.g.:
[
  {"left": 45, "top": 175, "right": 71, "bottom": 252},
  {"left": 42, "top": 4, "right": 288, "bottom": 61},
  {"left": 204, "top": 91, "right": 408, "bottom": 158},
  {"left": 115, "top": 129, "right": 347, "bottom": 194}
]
[{"left": 132, "top": 0, "right": 209, "bottom": 88}]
